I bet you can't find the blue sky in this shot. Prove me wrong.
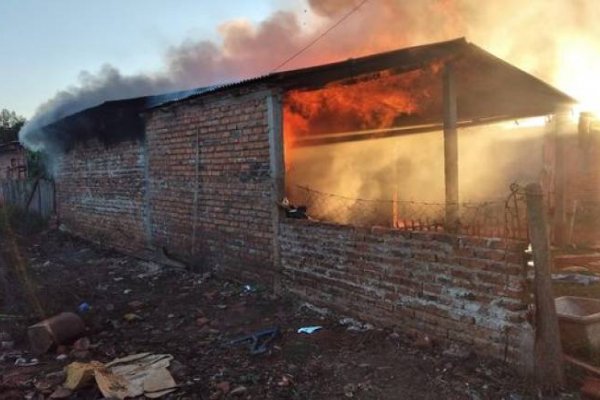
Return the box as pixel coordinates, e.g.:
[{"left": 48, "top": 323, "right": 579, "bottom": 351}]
[{"left": 0, "top": 0, "right": 284, "bottom": 117}]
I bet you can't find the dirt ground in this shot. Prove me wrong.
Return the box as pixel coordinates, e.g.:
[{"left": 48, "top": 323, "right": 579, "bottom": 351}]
[{"left": 0, "top": 228, "right": 579, "bottom": 399}]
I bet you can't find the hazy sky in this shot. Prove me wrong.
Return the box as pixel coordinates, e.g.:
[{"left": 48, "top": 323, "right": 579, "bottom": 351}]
[{"left": 1, "top": 0, "right": 282, "bottom": 117}]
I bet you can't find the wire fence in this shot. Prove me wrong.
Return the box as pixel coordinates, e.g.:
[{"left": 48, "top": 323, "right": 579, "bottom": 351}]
[{"left": 287, "top": 184, "right": 529, "bottom": 240}]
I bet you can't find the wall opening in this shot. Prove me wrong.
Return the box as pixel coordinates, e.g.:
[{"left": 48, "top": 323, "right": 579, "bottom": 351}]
[{"left": 282, "top": 64, "right": 550, "bottom": 238}]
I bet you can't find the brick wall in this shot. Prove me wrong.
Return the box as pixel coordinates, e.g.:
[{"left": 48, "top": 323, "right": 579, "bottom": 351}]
[
  {"left": 55, "top": 88, "right": 276, "bottom": 281},
  {"left": 280, "top": 218, "right": 531, "bottom": 363},
  {"left": 144, "top": 90, "right": 275, "bottom": 280},
  {"left": 55, "top": 139, "right": 148, "bottom": 255},
  {"left": 0, "top": 146, "right": 27, "bottom": 180}
]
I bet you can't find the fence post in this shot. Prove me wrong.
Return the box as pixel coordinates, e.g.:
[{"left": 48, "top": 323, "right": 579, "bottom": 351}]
[{"left": 525, "top": 182, "right": 564, "bottom": 391}]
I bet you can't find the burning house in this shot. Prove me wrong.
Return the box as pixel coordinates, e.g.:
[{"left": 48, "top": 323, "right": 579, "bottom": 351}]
[{"left": 34, "top": 38, "right": 577, "bottom": 364}]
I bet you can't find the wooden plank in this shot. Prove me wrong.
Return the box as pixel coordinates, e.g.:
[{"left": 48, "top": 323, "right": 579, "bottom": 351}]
[
  {"left": 525, "top": 182, "right": 565, "bottom": 390},
  {"left": 443, "top": 62, "right": 459, "bottom": 232}
]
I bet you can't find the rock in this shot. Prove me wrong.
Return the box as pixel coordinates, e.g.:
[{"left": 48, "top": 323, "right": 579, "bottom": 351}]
[
  {"left": 73, "top": 337, "right": 90, "bottom": 351},
  {"left": 344, "top": 383, "right": 357, "bottom": 398},
  {"left": 196, "top": 317, "right": 210, "bottom": 328},
  {"left": 49, "top": 387, "right": 72, "bottom": 399},
  {"left": 216, "top": 381, "right": 230, "bottom": 394},
  {"left": 230, "top": 386, "right": 248, "bottom": 396},
  {"left": 56, "top": 354, "right": 68, "bottom": 361},
  {"left": 28, "top": 312, "right": 85, "bottom": 355},
  {"left": 443, "top": 344, "right": 471, "bottom": 360},
  {"left": 277, "top": 375, "right": 293, "bottom": 387},
  {"left": 413, "top": 334, "right": 433, "bottom": 349},
  {"left": 128, "top": 300, "right": 144, "bottom": 309}
]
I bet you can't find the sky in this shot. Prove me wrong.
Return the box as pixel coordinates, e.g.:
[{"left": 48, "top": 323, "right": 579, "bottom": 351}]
[
  {"left": 4, "top": 0, "right": 600, "bottom": 122},
  {"left": 0, "top": 0, "right": 283, "bottom": 118}
]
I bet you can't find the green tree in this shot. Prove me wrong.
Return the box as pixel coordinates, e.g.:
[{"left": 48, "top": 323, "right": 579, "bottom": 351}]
[
  {"left": 0, "top": 108, "right": 26, "bottom": 143},
  {"left": 0, "top": 109, "right": 25, "bottom": 128}
]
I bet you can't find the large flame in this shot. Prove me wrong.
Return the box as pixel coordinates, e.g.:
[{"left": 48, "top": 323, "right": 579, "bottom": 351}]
[{"left": 283, "top": 64, "right": 443, "bottom": 164}]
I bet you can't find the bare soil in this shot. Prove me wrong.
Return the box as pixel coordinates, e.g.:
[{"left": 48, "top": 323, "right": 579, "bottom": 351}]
[{"left": 0, "top": 229, "right": 578, "bottom": 399}]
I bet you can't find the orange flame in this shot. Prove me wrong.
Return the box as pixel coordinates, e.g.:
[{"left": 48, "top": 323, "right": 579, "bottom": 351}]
[{"left": 283, "top": 64, "right": 443, "bottom": 169}]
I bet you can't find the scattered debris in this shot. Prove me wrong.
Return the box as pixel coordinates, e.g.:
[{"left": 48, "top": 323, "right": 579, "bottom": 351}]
[
  {"left": 344, "top": 382, "right": 357, "bottom": 398},
  {"left": 229, "top": 327, "right": 281, "bottom": 355},
  {"left": 14, "top": 357, "right": 39, "bottom": 367},
  {"left": 128, "top": 300, "right": 144, "bottom": 309},
  {"left": 77, "top": 302, "right": 91, "bottom": 314},
  {"left": 279, "top": 198, "right": 308, "bottom": 219},
  {"left": 64, "top": 353, "right": 177, "bottom": 399},
  {"left": 49, "top": 387, "right": 72, "bottom": 399},
  {"left": 243, "top": 284, "right": 256, "bottom": 293},
  {"left": 443, "top": 344, "right": 472, "bottom": 360},
  {"left": 299, "top": 302, "right": 329, "bottom": 317},
  {"left": 0, "top": 232, "right": 568, "bottom": 399},
  {"left": 215, "top": 381, "right": 230, "bottom": 394},
  {"left": 413, "top": 334, "right": 433, "bottom": 349},
  {"left": 277, "top": 374, "right": 293, "bottom": 387},
  {"left": 0, "top": 332, "right": 14, "bottom": 350},
  {"left": 552, "top": 273, "right": 600, "bottom": 285},
  {"left": 27, "top": 312, "right": 85, "bottom": 355},
  {"left": 339, "top": 317, "right": 374, "bottom": 332},
  {"left": 561, "top": 266, "right": 590, "bottom": 273},
  {"left": 123, "top": 313, "right": 143, "bottom": 322},
  {"left": 229, "top": 385, "right": 248, "bottom": 396},
  {"left": 0, "top": 314, "right": 24, "bottom": 320},
  {"left": 297, "top": 326, "right": 322, "bottom": 334}
]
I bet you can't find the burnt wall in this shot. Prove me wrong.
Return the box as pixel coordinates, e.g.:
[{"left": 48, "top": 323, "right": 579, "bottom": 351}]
[{"left": 280, "top": 218, "right": 532, "bottom": 363}]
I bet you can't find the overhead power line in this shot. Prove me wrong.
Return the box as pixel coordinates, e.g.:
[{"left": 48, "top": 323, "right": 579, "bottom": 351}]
[{"left": 270, "top": 0, "right": 369, "bottom": 73}]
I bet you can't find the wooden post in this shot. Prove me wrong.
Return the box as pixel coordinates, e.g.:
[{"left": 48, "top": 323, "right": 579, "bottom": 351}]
[
  {"left": 267, "top": 92, "right": 285, "bottom": 294},
  {"left": 525, "top": 182, "right": 565, "bottom": 391},
  {"left": 553, "top": 109, "right": 569, "bottom": 246},
  {"left": 443, "top": 63, "right": 459, "bottom": 231}
]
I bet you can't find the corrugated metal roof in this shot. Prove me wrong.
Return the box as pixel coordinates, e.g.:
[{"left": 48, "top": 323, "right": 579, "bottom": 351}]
[{"left": 40, "top": 37, "right": 577, "bottom": 151}]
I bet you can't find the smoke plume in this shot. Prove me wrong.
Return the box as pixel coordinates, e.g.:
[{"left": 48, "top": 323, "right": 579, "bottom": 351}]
[
  {"left": 20, "top": 1, "right": 600, "bottom": 145},
  {"left": 18, "top": 0, "right": 600, "bottom": 198}
]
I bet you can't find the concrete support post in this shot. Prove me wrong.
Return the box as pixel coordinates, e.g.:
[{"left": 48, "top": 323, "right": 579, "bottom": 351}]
[
  {"left": 443, "top": 63, "right": 459, "bottom": 231},
  {"left": 553, "top": 110, "right": 569, "bottom": 246}
]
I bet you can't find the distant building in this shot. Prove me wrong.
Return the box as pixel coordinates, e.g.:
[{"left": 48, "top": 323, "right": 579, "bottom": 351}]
[{"left": 0, "top": 131, "right": 27, "bottom": 180}]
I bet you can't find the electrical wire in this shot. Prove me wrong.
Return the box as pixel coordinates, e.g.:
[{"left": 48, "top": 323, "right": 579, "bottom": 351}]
[{"left": 270, "top": 0, "right": 369, "bottom": 73}]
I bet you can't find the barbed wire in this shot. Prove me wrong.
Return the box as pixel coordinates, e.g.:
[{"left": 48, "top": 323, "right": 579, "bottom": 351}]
[{"left": 287, "top": 184, "right": 528, "bottom": 239}]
